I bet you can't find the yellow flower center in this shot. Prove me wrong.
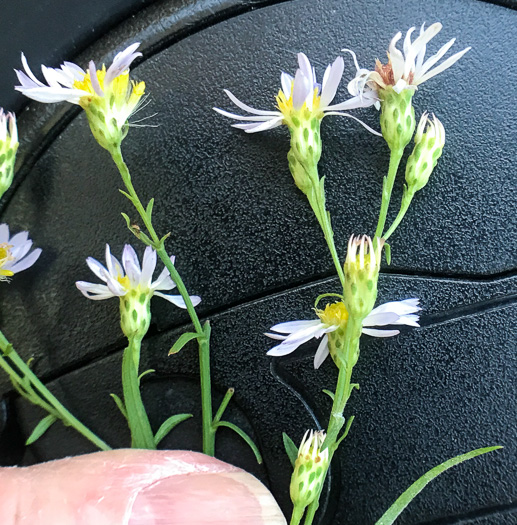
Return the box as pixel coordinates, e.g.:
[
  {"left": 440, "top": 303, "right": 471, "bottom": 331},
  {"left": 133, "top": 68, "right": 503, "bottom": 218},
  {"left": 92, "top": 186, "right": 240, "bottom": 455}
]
[
  {"left": 316, "top": 302, "right": 349, "bottom": 326},
  {"left": 73, "top": 66, "right": 145, "bottom": 108},
  {"left": 276, "top": 85, "right": 321, "bottom": 118},
  {"left": 116, "top": 274, "right": 131, "bottom": 290},
  {"left": 0, "top": 243, "right": 14, "bottom": 278}
]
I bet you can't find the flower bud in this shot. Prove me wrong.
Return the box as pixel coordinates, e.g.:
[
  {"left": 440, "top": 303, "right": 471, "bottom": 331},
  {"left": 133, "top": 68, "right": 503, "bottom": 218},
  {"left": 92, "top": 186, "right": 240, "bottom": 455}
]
[
  {"left": 0, "top": 110, "right": 19, "bottom": 199},
  {"left": 343, "top": 235, "right": 382, "bottom": 319},
  {"left": 119, "top": 287, "right": 152, "bottom": 342},
  {"left": 378, "top": 87, "right": 415, "bottom": 152},
  {"left": 290, "top": 430, "right": 329, "bottom": 509},
  {"left": 405, "top": 112, "right": 445, "bottom": 193}
]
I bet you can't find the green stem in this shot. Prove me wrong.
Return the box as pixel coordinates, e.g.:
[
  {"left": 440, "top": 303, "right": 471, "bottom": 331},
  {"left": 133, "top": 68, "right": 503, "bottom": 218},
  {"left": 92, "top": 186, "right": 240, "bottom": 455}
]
[
  {"left": 375, "top": 149, "right": 404, "bottom": 239},
  {"left": 383, "top": 188, "right": 415, "bottom": 241},
  {"left": 306, "top": 179, "right": 346, "bottom": 290},
  {"left": 110, "top": 146, "right": 215, "bottom": 455},
  {"left": 122, "top": 337, "right": 155, "bottom": 449},
  {"left": 290, "top": 504, "right": 305, "bottom": 525},
  {"left": 0, "top": 331, "right": 111, "bottom": 451},
  {"left": 305, "top": 317, "right": 362, "bottom": 525}
]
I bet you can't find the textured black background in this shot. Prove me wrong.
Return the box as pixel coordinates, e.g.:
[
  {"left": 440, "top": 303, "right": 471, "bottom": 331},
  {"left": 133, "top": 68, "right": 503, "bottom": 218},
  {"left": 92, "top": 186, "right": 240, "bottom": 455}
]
[{"left": 0, "top": 0, "right": 516, "bottom": 524}]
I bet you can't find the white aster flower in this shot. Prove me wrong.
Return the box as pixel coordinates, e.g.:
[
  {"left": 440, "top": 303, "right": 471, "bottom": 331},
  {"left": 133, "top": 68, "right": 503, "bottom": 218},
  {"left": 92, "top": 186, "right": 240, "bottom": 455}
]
[
  {"left": 214, "top": 52, "right": 379, "bottom": 134},
  {"left": 0, "top": 224, "right": 42, "bottom": 281},
  {"left": 266, "top": 298, "right": 421, "bottom": 369},
  {"left": 76, "top": 244, "right": 200, "bottom": 308},
  {"left": 15, "top": 44, "right": 146, "bottom": 150},
  {"left": 345, "top": 22, "right": 470, "bottom": 97}
]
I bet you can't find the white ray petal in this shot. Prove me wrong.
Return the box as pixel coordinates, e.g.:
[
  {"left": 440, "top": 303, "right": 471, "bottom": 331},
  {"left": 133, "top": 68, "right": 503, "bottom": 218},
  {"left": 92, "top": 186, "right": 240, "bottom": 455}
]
[
  {"left": 291, "top": 69, "right": 311, "bottom": 110},
  {"left": 388, "top": 32, "right": 405, "bottom": 82},
  {"left": 140, "top": 246, "right": 157, "bottom": 288},
  {"left": 232, "top": 118, "right": 283, "bottom": 133},
  {"left": 281, "top": 72, "right": 293, "bottom": 97},
  {"left": 313, "top": 335, "right": 330, "bottom": 369},
  {"left": 85, "top": 257, "right": 109, "bottom": 282},
  {"left": 416, "top": 47, "right": 471, "bottom": 85},
  {"left": 223, "top": 89, "right": 279, "bottom": 116},
  {"left": 322, "top": 112, "right": 382, "bottom": 136},
  {"left": 362, "top": 311, "right": 401, "bottom": 327},
  {"left": 154, "top": 291, "right": 201, "bottom": 308},
  {"left": 361, "top": 328, "right": 400, "bottom": 337},
  {"left": 213, "top": 107, "right": 280, "bottom": 122},
  {"left": 270, "top": 319, "right": 322, "bottom": 334}
]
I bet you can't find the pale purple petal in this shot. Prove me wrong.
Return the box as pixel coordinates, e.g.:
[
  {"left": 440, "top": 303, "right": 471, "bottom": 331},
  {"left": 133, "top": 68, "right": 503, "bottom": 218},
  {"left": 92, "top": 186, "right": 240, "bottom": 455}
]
[
  {"left": 122, "top": 244, "right": 141, "bottom": 285},
  {"left": 9, "top": 231, "right": 29, "bottom": 246},
  {"left": 322, "top": 112, "right": 382, "bottom": 136},
  {"left": 151, "top": 266, "right": 174, "bottom": 291},
  {"left": 85, "top": 257, "right": 109, "bottom": 283},
  {"left": 75, "top": 281, "right": 114, "bottom": 300},
  {"left": 105, "top": 43, "right": 142, "bottom": 86},
  {"left": 0, "top": 224, "right": 9, "bottom": 243},
  {"left": 213, "top": 108, "right": 280, "bottom": 122},
  {"left": 88, "top": 61, "right": 104, "bottom": 97},
  {"left": 9, "top": 240, "right": 33, "bottom": 261},
  {"left": 297, "top": 53, "right": 314, "bottom": 86},
  {"left": 140, "top": 246, "right": 157, "bottom": 288},
  {"left": 320, "top": 56, "right": 344, "bottom": 108},
  {"left": 8, "top": 248, "right": 41, "bottom": 273},
  {"left": 291, "top": 69, "right": 311, "bottom": 110}
]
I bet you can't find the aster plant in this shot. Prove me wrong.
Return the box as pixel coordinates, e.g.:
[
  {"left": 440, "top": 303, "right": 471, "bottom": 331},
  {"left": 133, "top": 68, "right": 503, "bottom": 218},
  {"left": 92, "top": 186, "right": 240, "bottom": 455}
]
[
  {"left": 216, "top": 23, "right": 498, "bottom": 525},
  {"left": 0, "top": 21, "right": 501, "bottom": 525}
]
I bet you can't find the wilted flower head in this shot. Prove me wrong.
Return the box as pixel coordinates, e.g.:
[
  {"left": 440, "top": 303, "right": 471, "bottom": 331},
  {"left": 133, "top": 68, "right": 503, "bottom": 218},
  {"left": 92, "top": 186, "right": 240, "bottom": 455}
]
[
  {"left": 0, "top": 224, "right": 41, "bottom": 281},
  {"left": 266, "top": 297, "right": 421, "bottom": 369},
  {"left": 346, "top": 23, "right": 470, "bottom": 97},
  {"left": 0, "top": 109, "right": 18, "bottom": 199},
  {"left": 214, "top": 52, "right": 378, "bottom": 134},
  {"left": 76, "top": 244, "right": 201, "bottom": 340},
  {"left": 15, "top": 43, "right": 146, "bottom": 150}
]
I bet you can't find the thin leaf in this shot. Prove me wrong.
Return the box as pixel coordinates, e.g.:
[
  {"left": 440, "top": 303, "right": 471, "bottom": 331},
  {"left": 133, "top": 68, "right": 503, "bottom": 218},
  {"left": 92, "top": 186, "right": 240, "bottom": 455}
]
[
  {"left": 335, "top": 415, "right": 355, "bottom": 449},
  {"left": 216, "top": 421, "right": 262, "bottom": 464},
  {"left": 385, "top": 242, "right": 391, "bottom": 265},
  {"left": 25, "top": 414, "right": 57, "bottom": 445},
  {"left": 119, "top": 189, "right": 134, "bottom": 202},
  {"left": 283, "top": 432, "right": 299, "bottom": 468},
  {"left": 375, "top": 446, "right": 503, "bottom": 525},
  {"left": 314, "top": 293, "right": 343, "bottom": 308},
  {"left": 169, "top": 332, "right": 201, "bottom": 355},
  {"left": 146, "top": 198, "right": 154, "bottom": 220},
  {"left": 110, "top": 393, "right": 128, "bottom": 420},
  {"left": 138, "top": 368, "right": 155, "bottom": 382},
  {"left": 154, "top": 413, "right": 192, "bottom": 446},
  {"left": 322, "top": 389, "right": 335, "bottom": 401}
]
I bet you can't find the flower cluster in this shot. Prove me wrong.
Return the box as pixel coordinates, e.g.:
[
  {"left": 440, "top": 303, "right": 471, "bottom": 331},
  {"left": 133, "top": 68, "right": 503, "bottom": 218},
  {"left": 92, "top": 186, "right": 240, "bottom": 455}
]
[
  {"left": 76, "top": 244, "right": 200, "bottom": 340},
  {"left": 15, "top": 44, "right": 145, "bottom": 150}
]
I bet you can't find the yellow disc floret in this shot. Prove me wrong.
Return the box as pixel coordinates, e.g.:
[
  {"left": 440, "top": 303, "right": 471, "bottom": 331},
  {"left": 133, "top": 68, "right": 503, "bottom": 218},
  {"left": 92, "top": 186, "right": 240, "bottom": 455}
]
[
  {"left": 0, "top": 243, "right": 14, "bottom": 279},
  {"left": 316, "top": 302, "right": 349, "bottom": 327}
]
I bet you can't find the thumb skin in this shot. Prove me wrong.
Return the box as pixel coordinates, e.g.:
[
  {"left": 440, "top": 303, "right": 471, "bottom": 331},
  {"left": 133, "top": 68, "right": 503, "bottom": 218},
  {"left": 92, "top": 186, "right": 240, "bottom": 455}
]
[{"left": 0, "top": 449, "right": 287, "bottom": 525}]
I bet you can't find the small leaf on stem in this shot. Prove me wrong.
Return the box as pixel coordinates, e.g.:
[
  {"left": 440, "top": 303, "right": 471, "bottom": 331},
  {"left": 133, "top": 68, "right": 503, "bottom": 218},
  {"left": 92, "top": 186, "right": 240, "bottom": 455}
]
[
  {"left": 283, "top": 432, "right": 299, "bottom": 468},
  {"left": 154, "top": 413, "right": 193, "bottom": 446},
  {"left": 26, "top": 414, "right": 58, "bottom": 445},
  {"left": 169, "top": 332, "right": 201, "bottom": 355},
  {"left": 216, "top": 421, "right": 263, "bottom": 464}
]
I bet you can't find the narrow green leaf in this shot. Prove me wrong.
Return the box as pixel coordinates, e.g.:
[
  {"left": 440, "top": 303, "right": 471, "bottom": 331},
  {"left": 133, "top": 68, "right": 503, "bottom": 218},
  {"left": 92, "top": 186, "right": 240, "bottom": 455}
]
[
  {"left": 154, "top": 413, "right": 192, "bottom": 446},
  {"left": 146, "top": 198, "right": 155, "bottom": 219},
  {"left": 384, "top": 242, "right": 392, "bottom": 265},
  {"left": 314, "top": 293, "right": 343, "bottom": 308},
  {"left": 169, "top": 332, "right": 201, "bottom": 355},
  {"left": 216, "top": 421, "right": 262, "bottom": 464},
  {"left": 25, "top": 414, "right": 57, "bottom": 445},
  {"left": 322, "top": 389, "right": 335, "bottom": 401},
  {"left": 138, "top": 369, "right": 155, "bottom": 383},
  {"left": 203, "top": 320, "right": 211, "bottom": 338},
  {"left": 375, "top": 446, "right": 503, "bottom": 525},
  {"left": 119, "top": 189, "right": 134, "bottom": 202},
  {"left": 283, "top": 432, "right": 299, "bottom": 468},
  {"left": 335, "top": 415, "right": 355, "bottom": 449},
  {"left": 110, "top": 393, "right": 128, "bottom": 420},
  {"left": 121, "top": 212, "right": 131, "bottom": 227}
]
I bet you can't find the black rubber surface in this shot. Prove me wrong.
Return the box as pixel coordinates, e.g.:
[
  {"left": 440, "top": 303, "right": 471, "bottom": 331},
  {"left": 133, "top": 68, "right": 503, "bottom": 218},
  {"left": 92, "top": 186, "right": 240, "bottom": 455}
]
[{"left": 0, "top": 0, "right": 515, "bottom": 524}]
